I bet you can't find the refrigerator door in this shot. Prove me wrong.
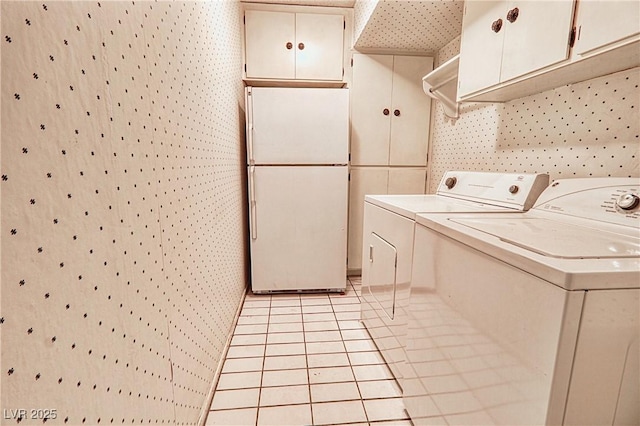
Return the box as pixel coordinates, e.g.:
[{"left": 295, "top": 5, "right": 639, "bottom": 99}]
[
  {"left": 247, "top": 87, "right": 349, "bottom": 165},
  {"left": 248, "top": 165, "right": 348, "bottom": 292}
]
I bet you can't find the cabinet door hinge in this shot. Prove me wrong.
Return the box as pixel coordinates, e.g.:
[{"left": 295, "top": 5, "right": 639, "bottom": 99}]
[
  {"left": 244, "top": 64, "right": 247, "bottom": 72},
  {"left": 243, "top": 15, "right": 245, "bottom": 25},
  {"left": 344, "top": 20, "right": 346, "bottom": 30},
  {"left": 348, "top": 172, "right": 351, "bottom": 181},
  {"left": 350, "top": 58, "right": 353, "bottom": 67},
  {"left": 569, "top": 26, "right": 577, "bottom": 48}
]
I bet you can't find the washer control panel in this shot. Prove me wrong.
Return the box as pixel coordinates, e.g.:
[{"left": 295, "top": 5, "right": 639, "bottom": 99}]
[{"left": 534, "top": 179, "right": 640, "bottom": 227}]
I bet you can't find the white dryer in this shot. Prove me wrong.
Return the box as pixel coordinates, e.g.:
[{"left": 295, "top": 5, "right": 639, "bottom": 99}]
[
  {"left": 405, "top": 178, "right": 640, "bottom": 425},
  {"left": 360, "top": 171, "right": 549, "bottom": 388}
]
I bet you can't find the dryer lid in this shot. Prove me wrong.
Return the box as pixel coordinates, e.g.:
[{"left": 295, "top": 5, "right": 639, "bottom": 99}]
[{"left": 450, "top": 218, "right": 640, "bottom": 259}]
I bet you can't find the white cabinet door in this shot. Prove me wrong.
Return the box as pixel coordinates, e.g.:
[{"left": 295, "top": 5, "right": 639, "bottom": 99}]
[
  {"left": 458, "top": 1, "right": 505, "bottom": 97},
  {"left": 459, "top": 0, "right": 574, "bottom": 98},
  {"left": 350, "top": 54, "right": 394, "bottom": 166},
  {"left": 295, "top": 13, "right": 344, "bottom": 81},
  {"left": 347, "top": 167, "right": 427, "bottom": 272},
  {"left": 250, "top": 166, "right": 347, "bottom": 292},
  {"left": 388, "top": 168, "right": 426, "bottom": 194},
  {"left": 245, "top": 10, "right": 295, "bottom": 79},
  {"left": 351, "top": 54, "right": 432, "bottom": 167},
  {"left": 500, "top": 1, "right": 574, "bottom": 82},
  {"left": 347, "top": 167, "right": 388, "bottom": 271},
  {"left": 573, "top": 0, "right": 640, "bottom": 56},
  {"left": 389, "top": 56, "right": 433, "bottom": 166}
]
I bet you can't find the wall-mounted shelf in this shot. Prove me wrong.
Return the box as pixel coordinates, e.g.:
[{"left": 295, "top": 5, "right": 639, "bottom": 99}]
[{"left": 422, "top": 54, "right": 460, "bottom": 118}]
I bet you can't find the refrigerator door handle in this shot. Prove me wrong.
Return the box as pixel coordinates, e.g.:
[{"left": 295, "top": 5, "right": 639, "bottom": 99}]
[
  {"left": 246, "top": 90, "right": 255, "bottom": 165},
  {"left": 249, "top": 166, "right": 257, "bottom": 240}
]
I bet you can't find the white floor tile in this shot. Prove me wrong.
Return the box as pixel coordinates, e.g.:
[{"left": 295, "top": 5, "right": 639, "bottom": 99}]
[
  {"left": 352, "top": 364, "right": 394, "bottom": 381},
  {"left": 266, "top": 332, "right": 304, "bottom": 344},
  {"left": 310, "top": 382, "right": 361, "bottom": 403},
  {"left": 270, "top": 306, "right": 301, "bottom": 315},
  {"left": 303, "top": 312, "right": 335, "bottom": 322},
  {"left": 206, "top": 407, "right": 257, "bottom": 425},
  {"left": 221, "top": 357, "right": 264, "bottom": 373},
  {"left": 301, "top": 304, "right": 333, "bottom": 314},
  {"left": 234, "top": 324, "right": 268, "bottom": 335},
  {"left": 268, "top": 314, "right": 302, "bottom": 324},
  {"left": 300, "top": 296, "right": 331, "bottom": 306},
  {"left": 363, "top": 397, "right": 409, "bottom": 422},
  {"left": 264, "top": 342, "right": 305, "bottom": 356},
  {"left": 226, "top": 345, "right": 265, "bottom": 359},
  {"left": 340, "top": 328, "right": 371, "bottom": 341},
  {"left": 231, "top": 334, "right": 266, "bottom": 346},
  {"left": 269, "top": 298, "right": 301, "bottom": 307},
  {"left": 242, "top": 298, "right": 271, "bottom": 308},
  {"left": 335, "top": 311, "right": 362, "bottom": 321},
  {"left": 357, "top": 379, "right": 402, "bottom": 399},
  {"left": 306, "top": 341, "right": 345, "bottom": 354},
  {"left": 332, "top": 303, "right": 361, "bottom": 312},
  {"left": 259, "top": 384, "right": 310, "bottom": 407},
  {"left": 307, "top": 352, "right": 350, "bottom": 368},
  {"left": 257, "top": 404, "right": 311, "bottom": 426},
  {"left": 304, "top": 330, "right": 342, "bottom": 343},
  {"left": 303, "top": 321, "right": 339, "bottom": 332},
  {"left": 338, "top": 320, "right": 365, "bottom": 330},
  {"left": 267, "top": 322, "right": 303, "bottom": 333},
  {"left": 312, "top": 400, "right": 367, "bottom": 425},
  {"left": 330, "top": 295, "right": 360, "bottom": 304},
  {"left": 210, "top": 388, "right": 260, "bottom": 410},
  {"left": 348, "top": 351, "right": 385, "bottom": 366},
  {"left": 241, "top": 307, "right": 270, "bottom": 316},
  {"left": 344, "top": 339, "right": 378, "bottom": 352},
  {"left": 262, "top": 354, "right": 307, "bottom": 371},
  {"left": 261, "top": 368, "right": 308, "bottom": 387},
  {"left": 216, "top": 371, "right": 262, "bottom": 390},
  {"left": 308, "top": 366, "right": 355, "bottom": 384},
  {"left": 237, "top": 315, "right": 269, "bottom": 325}
]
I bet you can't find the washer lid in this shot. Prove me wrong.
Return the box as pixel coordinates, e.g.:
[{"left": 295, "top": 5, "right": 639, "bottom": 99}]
[
  {"left": 365, "top": 194, "right": 515, "bottom": 220},
  {"left": 450, "top": 218, "right": 640, "bottom": 259}
]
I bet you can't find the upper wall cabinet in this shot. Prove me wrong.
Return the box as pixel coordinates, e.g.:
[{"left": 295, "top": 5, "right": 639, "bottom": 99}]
[
  {"left": 350, "top": 54, "right": 433, "bottom": 166},
  {"left": 457, "top": 0, "right": 640, "bottom": 103},
  {"left": 244, "top": 9, "right": 346, "bottom": 84},
  {"left": 458, "top": 1, "right": 575, "bottom": 98},
  {"left": 572, "top": 0, "right": 640, "bottom": 57}
]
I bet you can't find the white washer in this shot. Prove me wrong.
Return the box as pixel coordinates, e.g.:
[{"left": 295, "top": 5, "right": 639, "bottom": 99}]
[
  {"left": 405, "top": 178, "right": 640, "bottom": 425},
  {"left": 360, "top": 171, "right": 549, "bottom": 388}
]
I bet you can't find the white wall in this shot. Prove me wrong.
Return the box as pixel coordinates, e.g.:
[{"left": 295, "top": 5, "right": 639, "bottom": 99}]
[
  {"left": 428, "top": 36, "right": 640, "bottom": 192},
  {"left": 1, "top": 1, "right": 247, "bottom": 424}
]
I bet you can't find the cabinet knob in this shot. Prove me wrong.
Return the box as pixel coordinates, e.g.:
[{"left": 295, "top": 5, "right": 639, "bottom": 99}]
[
  {"left": 298, "top": 42, "right": 305, "bottom": 50},
  {"left": 286, "top": 42, "right": 293, "bottom": 50},
  {"left": 394, "top": 109, "right": 400, "bottom": 116},
  {"left": 383, "top": 108, "right": 390, "bottom": 116},
  {"left": 506, "top": 7, "right": 519, "bottom": 23},
  {"left": 491, "top": 18, "right": 503, "bottom": 33}
]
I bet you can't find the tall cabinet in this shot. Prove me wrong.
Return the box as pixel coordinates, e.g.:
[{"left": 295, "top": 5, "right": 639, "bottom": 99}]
[{"left": 348, "top": 54, "right": 433, "bottom": 273}]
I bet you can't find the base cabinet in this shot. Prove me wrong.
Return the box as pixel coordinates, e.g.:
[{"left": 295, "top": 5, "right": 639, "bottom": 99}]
[{"left": 347, "top": 167, "right": 426, "bottom": 273}]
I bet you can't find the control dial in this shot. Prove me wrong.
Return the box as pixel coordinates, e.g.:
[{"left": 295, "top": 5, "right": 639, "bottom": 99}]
[
  {"left": 616, "top": 193, "right": 640, "bottom": 211},
  {"left": 508, "top": 185, "right": 519, "bottom": 194},
  {"left": 444, "top": 177, "right": 457, "bottom": 189}
]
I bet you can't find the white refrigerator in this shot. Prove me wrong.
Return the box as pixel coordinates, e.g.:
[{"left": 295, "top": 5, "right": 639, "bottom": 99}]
[{"left": 246, "top": 87, "right": 349, "bottom": 293}]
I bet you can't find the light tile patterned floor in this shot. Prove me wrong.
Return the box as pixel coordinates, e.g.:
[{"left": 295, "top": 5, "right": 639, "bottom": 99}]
[{"left": 206, "top": 277, "right": 412, "bottom": 426}]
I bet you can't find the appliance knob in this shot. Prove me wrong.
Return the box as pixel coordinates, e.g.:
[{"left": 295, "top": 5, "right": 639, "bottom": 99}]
[
  {"left": 444, "top": 177, "right": 457, "bottom": 189},
  {"left": 616, "top": 193, "right": 640, "bottom": 211},
  {"left": 509, "top": 185, "right": 519, "bottom": 194}
]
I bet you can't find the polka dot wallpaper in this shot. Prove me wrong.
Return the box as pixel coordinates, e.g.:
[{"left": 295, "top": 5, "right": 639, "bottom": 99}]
[
  {"left": 1, "top": 1, "right": 246, "bottom": 424},
  {"left": 428, "top": 36, "right": 640, "bottom": 192}
]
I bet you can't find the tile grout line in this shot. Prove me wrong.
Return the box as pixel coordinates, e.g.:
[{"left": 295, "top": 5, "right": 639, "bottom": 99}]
[
  {"left": 254, "top": 293, "right": 271, "bottom": 426},
  {"left": 332, "top": 281, "right": 371, "bottom": 425}
]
